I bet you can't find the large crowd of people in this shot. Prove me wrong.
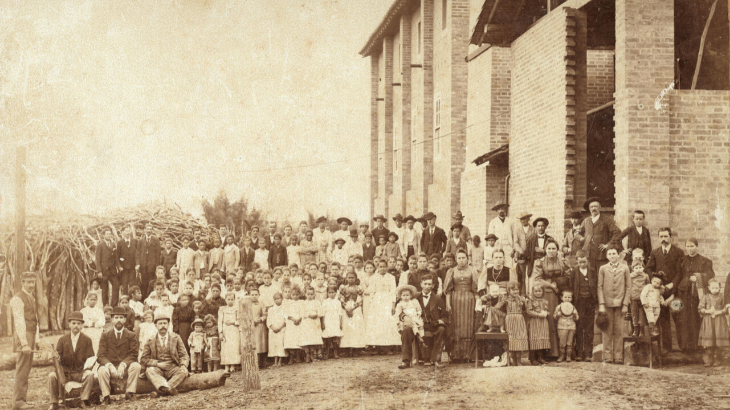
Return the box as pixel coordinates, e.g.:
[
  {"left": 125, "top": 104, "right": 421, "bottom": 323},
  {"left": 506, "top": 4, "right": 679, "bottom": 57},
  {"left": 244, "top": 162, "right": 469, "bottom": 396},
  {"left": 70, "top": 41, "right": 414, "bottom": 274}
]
[{"left": 9, "top": 196, "right": 728, "bottom": 409}]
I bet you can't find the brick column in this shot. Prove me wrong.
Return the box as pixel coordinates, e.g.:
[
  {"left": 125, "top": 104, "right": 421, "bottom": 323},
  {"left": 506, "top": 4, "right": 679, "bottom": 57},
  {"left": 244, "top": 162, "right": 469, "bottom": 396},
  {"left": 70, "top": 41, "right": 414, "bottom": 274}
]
[
  {"left": 614, "top": 0, "right": 675, "bottom": 228},
  {"left": 400, "top": 15, "right": 412, "bottom": 215},
  {"left": 421, "top": 0, "right": 434, "bottom": 210},
  {"left": 370, "top": 55, "right": 379, "bottom": 222},
  {"left": 383, "top": 37, "right": 394, "bottom": 219},
  {"left": 449, "top": 0, "right": 470, "bottom": 217}
]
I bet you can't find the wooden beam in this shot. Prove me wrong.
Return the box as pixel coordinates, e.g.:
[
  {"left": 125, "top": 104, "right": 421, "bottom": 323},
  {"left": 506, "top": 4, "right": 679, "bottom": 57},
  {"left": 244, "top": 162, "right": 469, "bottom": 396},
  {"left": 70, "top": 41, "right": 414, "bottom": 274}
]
[
  {"left": 15, "top": 146, "right": 26, "bottom": 288},
  {"left": 692, "top": 0, "right": 718, "bottom": 90}
]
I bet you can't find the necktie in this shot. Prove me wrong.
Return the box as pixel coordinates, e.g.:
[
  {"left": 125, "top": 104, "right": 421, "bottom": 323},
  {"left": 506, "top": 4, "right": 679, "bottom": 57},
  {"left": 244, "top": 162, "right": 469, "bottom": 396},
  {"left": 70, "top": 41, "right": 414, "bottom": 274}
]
[
  {"left": 664, "top": 249, "right": 668, "bottom": 255},
  {"left": 117, "top": 332, "right": 121, "bottom": 341}
]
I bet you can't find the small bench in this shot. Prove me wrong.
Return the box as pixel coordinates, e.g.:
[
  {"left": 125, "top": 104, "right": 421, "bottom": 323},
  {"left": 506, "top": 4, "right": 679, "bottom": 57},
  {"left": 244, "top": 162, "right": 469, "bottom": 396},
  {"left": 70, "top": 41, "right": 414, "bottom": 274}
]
[
  {"left": 474, "top": 332, "right": 510, "bottom": 368},
  {"left": 622, "top": 333, "right": 662, "bottom": 369}
]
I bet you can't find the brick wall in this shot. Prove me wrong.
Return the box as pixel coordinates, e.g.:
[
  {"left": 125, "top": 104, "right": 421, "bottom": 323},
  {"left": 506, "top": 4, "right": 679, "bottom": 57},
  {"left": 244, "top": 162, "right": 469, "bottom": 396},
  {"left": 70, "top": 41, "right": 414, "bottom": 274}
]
[
  {"left": 587, "top": 49, "right": 615, "bottom": 111},
  {"left": 509, "top": 8, "right": 582, "bottom": 239},
  {"left": 668, "top": 90, "right": 730, "bottom": 283},
  {"left": 370, "top": 54, "right": 380, "bottom": 222},
  {"left": 406, "top": 5, "right": 425, "bottom": 217}
]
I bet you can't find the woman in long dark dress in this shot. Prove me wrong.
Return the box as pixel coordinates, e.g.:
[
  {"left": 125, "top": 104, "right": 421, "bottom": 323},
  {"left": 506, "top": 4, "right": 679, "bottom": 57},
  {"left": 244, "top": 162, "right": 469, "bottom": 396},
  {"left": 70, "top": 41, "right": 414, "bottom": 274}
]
[
  {"left": 445, "top": 249, "right": 480, "bottom": 362},
  {"left": 677, "top": 238, "right": 715, "bottom": 352},
  {"left": 531, "top": 240, "right": 571, "bottom": 358}
]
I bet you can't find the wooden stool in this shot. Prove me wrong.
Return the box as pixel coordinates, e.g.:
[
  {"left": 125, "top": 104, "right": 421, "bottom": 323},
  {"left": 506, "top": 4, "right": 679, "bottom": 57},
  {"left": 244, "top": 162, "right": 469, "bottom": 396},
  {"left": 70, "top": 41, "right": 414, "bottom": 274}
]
[
  {"left": 622, "top": 330, "right": 662, "bottom": 369},
  {"left": 474, "top": 332, "right": 510, "bottom": 368},
  {"left": 412, "top": 330, "right": 434, "bottom": 365}
]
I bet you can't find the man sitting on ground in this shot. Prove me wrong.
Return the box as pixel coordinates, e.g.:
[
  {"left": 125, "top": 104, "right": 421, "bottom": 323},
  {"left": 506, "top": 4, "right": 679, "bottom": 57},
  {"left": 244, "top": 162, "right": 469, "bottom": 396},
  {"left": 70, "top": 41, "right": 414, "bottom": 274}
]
[{"left": 140, "top": 311, "right": 189, "bottom": 398}]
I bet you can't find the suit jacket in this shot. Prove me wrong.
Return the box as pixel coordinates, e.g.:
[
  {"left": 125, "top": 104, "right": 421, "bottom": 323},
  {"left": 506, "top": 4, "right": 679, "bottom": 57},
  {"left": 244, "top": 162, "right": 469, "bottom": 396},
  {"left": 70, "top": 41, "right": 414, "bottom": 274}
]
[
  {"left": 420, "top": 226, "right": 447, "bottom": 256},
  {"left": 239, "top": 247, "right": 255, "bottom": 272},
  {"left": 268, "top": 244, "right": 288, "bottom": 268},
  {"left": 580, "top": 214, "right": 622, "bottom": 262},
  {"left": 95, "top": 240, "right": 118, "bottom": 277},
  {"left": 136, "top": 235, "right": 161, "bottom": 273},
  {"left": 525, "top": 234, "right": 555, "bottom": 278},
  {"left": 618, "top": 226, "right": 652, "bottom": 263},
  {"left": 56, "top": 332, "right": 94, "bottom": 373},
  {"left": 140, "top": 332, "right": 189, "bottom": 372},
  {"left": 160, "top": 249, "right": 178, "bottom": 275},
  {"left": 264, "top": 232, "right": 279, "bottom": 251},
  {"left": 371, "top": 227, "right": 390, "bottom": 244},
  {"left": 417, "top": 292, "right": 446, "bottom": 332},
  {"left": 513, "top": 224, "right": 535, "bottom": 257},
  {"left": 571, "top": 266, "right": 598, "bottom": 305},
  {"left": 117, "top": 238, "right": 138, "bottom": 273},
  {"left": 408, "top": 269, "right": 441, "bottom": 295},
  {"left": 645, "top": 245, "right": 685, "bottom": 296},
  {"left": 362, "top": 242, "right": 376, "bottom": 262},
  {"left": 97, "top": 328, "right": 139, "bottom": 368}
]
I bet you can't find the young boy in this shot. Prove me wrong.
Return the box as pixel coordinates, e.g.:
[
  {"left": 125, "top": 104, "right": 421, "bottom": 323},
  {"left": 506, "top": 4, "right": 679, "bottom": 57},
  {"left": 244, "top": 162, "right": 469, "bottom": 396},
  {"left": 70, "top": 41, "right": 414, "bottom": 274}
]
[
  {"left": 628, "top": 261, "right": 650, "bottom": 337},
  {"left": 375, "top": 235, "right": 387, "bottom": 259},
  {"left": 144, "top": 280, "right": 166, "bottom": 311},
  {"left": 618, "top": 210, "right": 652, "bottom": 264},
  {"left": 177, "top": 236, "right": 196, "bottom": 283},
  {"left": 562, "top": 212, "right": 585, "bottom": 269},
  {"left": 167, "top": 278, "right": 180, "bottom": 304},
  {"left": 160, "top": 238, "right": 177, "bottom": 276},
  {"left": 128, "top": 285, "right": 145, "bottom": 319},
  {"left": 597, "top": 246, "right": 630, "bottom": 364},
  {"left": 570, "top": 250, "right": 597, "bottom": 362},
  {"left": 362, "top": 232, "right": 376, "bottom": 262},
  {"left": 383, "top": 232, "right": 401, "bottom": 259},
  {"left": 641, "top": 276, "right": 670, "bottom": 337},
  {"left": 332, "top": 238, "right": 348, "bottom": 266},
  {"left": 469, "top": 235, "right": 485, "bottom": 269},
  {"left": 189, "top": 318, "right": 207, "bottom": 373},
  {"left": 148, "top": 266, "right": 168, "bottom": 298}
]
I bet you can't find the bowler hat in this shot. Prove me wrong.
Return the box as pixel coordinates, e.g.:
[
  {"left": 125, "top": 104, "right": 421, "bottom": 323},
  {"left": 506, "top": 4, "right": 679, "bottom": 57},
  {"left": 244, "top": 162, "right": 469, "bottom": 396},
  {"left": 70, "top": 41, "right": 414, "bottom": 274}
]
[
  {"left": 484, "top": 234, "right": 498, "bottom": 242},
  {"left": 360, "top": 221, "right": 369, "bottom": 227},
  {"left": 392, "top": 213, "right": 404, "bottom": 222},
  {"left": 453, "top": 211, "right": 465, "bottom": 220},
  {"left": 570, "top": 211, "right": 583, "bottom": 219},
  {"left": 316, "top": 216, "right": 327, "bottom": 223},
  {"left": 422, "top": 211, "right": 437, "bottom": 220},
  {"left": 373, "top": 215, "right": 387, "bottom": 222},
  {"left": 491, "top": 202, "right": 509, "bottom": 211},
  {"left": 532, "top": 217, "right": 549, "bottom": 227},
  {"left": 337, "top": 217, "right": 352, "bottom": 225},
  {"left": 583, "top": 197, "right": 601, "bottom": 211},
  {"left": 111, "top": 306, "right": 127, "bottom": 318},
  {"left": 67, "top": 311, "right": 85, "bottom": 323},
  {"left": 349, "top": 228, "right": 359, "bottom": 237},
  {"left": 154, "top": 311, "right": 171, "bottom": 323},
  {"left": 404, "top": 215, "right": 417, "bottom": 223}
]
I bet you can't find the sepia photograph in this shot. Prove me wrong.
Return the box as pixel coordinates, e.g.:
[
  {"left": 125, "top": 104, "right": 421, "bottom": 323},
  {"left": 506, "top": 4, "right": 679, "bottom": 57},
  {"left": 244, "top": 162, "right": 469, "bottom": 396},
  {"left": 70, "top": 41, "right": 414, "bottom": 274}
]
[{"left": 0, "top": 0, "right": 729, "bottom": 409}]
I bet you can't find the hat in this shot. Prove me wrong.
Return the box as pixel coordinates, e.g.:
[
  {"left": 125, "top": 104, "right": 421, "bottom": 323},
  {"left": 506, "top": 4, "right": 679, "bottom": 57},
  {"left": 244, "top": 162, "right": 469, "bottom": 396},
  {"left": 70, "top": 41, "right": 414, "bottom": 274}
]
[
  {"left": 378, "top": 234, "right": 387, "bottom": 241},
  {"left": 337, "top": 217, "right": 352, "bottom": 225},
  {"left": 570, "top": 211, "right": 583, "bottom": 219},
  {"left": 583, "top": 197, "right": 601, "bottom": 211},
  {"left": 388, "top": 232, "right": 399, "bottom": 241},
  {"left": 450, "top": 223, "right": 463, "bottom": 231},
  {"left": 595, "top": 312, "right": 609, "bottom": 331},
  {"left": 392, "top": 213, "right": 404, "bottom": 222},
  {"left": 67, "top": 311, "right": 85, "bottom": 323},
  {"left": 397, "top": 284, "right": 418, "bottom": 299},
  {"left": 453, "top": 210, "right": 465, "bottom": 220},
  {"left": 182, "top": 235, "right": 191, "bottom": 241},
  {"left": 316, "top": 216, "right": 327, "bottom": 223},
  {"left": 365, "top": 232, "right": 372, "bottom": 237},
  {"left": 516, "top": 211, "right": 533, "bottom": 220},
  {"left": 299, "top": 221, "right": 308, "bottom": 226},
  {"left": 423, "top": 211, "right": 437, "bottom": 220},
  {"left": 192, "top": 318, "right": 205, "bottom": 328},
  {"left": 21, "top": 272, "right": 37, "bottom": 281},
  {"left": 349, "top": 228, "right": 359, "bottom": 237},
  {"left": 484, "top": 233, "right": 498, "bottom": 242},
  {"left": 334, "top": 237, "right": 346, "bottom": 244},
  {"left": 360, "top": 221, "right": 369, "bottom": 227},
  {"left": 111, "top": 306, "right": 127, "bottom": 318},
  {"left": 373, "top": 214, "right": 387, "bottom": 222},
  {"left": 404, "top": 215, "right": 417, "bottom": 223},
  {"left": 532, "top": 217, "right": 549, "bottom": 227},
  {"left": 154, "top": 311, "right": 171, "bottom": 323},
  {"left": 274, "top": 233, "right": 282, "bottom": 240},
  {"left": 491, "top": 201, "right": 509, "bottom": 211}
]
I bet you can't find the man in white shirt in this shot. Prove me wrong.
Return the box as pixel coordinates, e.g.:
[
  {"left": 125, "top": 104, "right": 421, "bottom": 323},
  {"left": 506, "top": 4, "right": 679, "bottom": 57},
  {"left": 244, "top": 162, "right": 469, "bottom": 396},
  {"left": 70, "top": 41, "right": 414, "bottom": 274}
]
[
  {"left": 488, "top": 202, "right": 518, "bottom": 268},
  {"left": 48, "top": 311, "right": 95, "bottom": 409},
  {"left": 10, "top": 272, "right": 40, "bottom": 410},
  {"left": 402, "top": 215, "right": 421, "bottom": 258},
  {"left": 176, "top": 236, "right": 196, "bottom": 283},
  {"left": 334, "top": 217, "right": 352, "bottom": 244},
  {"left": 344, "top": 229, "right": 364, "bottom": 258},
  {"left": 391, "top": 214, "right": 406, "bottom": 256},
  {"left": 312, "top": 216, "right": 333, "bottom": 251}
]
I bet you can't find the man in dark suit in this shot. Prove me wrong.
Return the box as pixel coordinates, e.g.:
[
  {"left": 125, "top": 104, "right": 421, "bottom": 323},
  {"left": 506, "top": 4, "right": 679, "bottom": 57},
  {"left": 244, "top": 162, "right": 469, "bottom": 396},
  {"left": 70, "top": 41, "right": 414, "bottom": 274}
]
[
  {"left": 524, "top": 217, "right": 555, "bottom": 294},
  {"left": 136, "top": 224, "right": 161, "bottom": 298},
  {"left": 96, "top": 228, "right": 119, "bottom": 306},
  {"left": 47, "top": 311, "right": 95, "bottom": 409},
  {"left": 239, "top": 236, "right": 255, "bottom": 272},
  {"left": 159, "top": 238, "right": 177, "bottom": 277},
  {"left": 617, "top": 210, "right": 652, "bottom": 263},
  {"left": 188, "top": 229, "right": 202, "bottom": 251},
  {"left": 420, "top": 212, "right": 447, "bottom": 257},
  {"left": 117, "top": 226, "right": 138, "bottom": 298},
  {"left": 415, "top": 275, "right": 446, "bottom": 367},
  {"left": 371, "top": 215, "right": 390, "bottom": 247},
  {"left": 645, "top": 227, "right": 685, "bottom": 353},
  {"left": 141, "top": 312, "right": 190, "bottom": 398},
  {"left": 268, "top": 233, "right": 288, "bottom": 269},
  {"left": 97, "top": 307, "right": 141, "bottom": 404},
  {"left": 571, "top": 250, "right": 598, "bottom": 361},
  {"left": 580, "top": 197, "right": 622, "bottom": 274},
  {"left": 264, "top": 221, "right": 279, "bottom": 250},
  {"left": 362, "top": 232, "right": 376, "bottom": 261}
]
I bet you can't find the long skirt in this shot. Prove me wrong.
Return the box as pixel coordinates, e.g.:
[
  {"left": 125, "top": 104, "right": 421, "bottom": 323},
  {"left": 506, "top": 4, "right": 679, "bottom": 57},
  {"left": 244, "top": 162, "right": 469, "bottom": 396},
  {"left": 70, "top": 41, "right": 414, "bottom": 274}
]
[
  {"left": 340, "top": 304, "right": 366, "bottom": 348},
  {"left": 366, "top": 292, "right": 400, "bottom": 346},
  {"left": 177, "top": 322, "right": 192, "bottom": 352},
  {"left": 268, "top": 328, "right": 286, "bottom": 357},
  {"left": 220, "top": 324, "right": 241, "bottom": 365},
  {"left": 544, "top": 290, "right": 560, "bottom": 357},
  {"left": 450, "top": 290, "right": 477, "bottom": 361},
  {"left": 528, "top": 316, "right": 551, "bottom": 350},
  {"left": 677, "top": 289, "right": 702, "bottom": 351},
  {"left": 699, "top": 314, "right": 730, "bottom": 348},
  {"left": 254, "top": 323, "right": 268, "bottom": 353},
  {"left": 505, "top": 313, "right": 529, "bottom": 351}
]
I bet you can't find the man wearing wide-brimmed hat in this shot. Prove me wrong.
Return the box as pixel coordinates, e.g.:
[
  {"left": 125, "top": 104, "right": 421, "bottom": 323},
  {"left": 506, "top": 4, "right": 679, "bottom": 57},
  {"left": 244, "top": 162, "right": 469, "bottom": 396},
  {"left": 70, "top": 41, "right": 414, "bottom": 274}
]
[
  {"left": 140, "top": 311, "right": 189, "bottom": 398},
  {"left": 98, "top": 306, "right": 141, "bottom": 404},
  {"left": 333, "top": 217, "right": 353, "bottom": 245},
  {"left": 452, "top": 211, "right": 472, "bottom": 245},
  {"left": 391, "top": 214, "right": 406, "bottom": 256},
  {"left": 563, "top": 211, "right": 585, "bottom": 269},
  {"left": 420, "top": 212, "right": 447, "bottom": 257},
  {"left": 371, "top": 215, "right": 390, "bottom": 247},
  {"left": 580, "top": 197, "right": 622, "bottom": 273},
  {"left": 525, "top": 217, "right": 555, "bottom": 285},
  {"left": 488, "top": 202, "right": 518, "bottom": 268},
  {"left": 344, "top": 228, "right": 364, "bottom": 258},
  {"left": 358, "top": 221, "right": 375, "bottom": 247},
  {"left": 10, "top": 272, "right": 40, "bottom": 409},
  {"left": 402, "top": 215, "right": 421, "bottom": 258},
  {"left": 312, "top": 216, "right": 333, "bottom": 252},
  {"left": 47, "top": 311, "right": 95, "bottom": 409}
]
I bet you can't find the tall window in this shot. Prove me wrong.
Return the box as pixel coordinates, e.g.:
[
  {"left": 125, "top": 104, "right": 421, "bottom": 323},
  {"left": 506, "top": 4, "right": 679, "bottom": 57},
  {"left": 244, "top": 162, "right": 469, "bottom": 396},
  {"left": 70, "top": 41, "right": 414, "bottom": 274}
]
[
  {"left": 417, "top": 21, "right": 422, "bottom": 55},
  {"left": 442, "top": 0, "right": 447, "bottom": 30}
]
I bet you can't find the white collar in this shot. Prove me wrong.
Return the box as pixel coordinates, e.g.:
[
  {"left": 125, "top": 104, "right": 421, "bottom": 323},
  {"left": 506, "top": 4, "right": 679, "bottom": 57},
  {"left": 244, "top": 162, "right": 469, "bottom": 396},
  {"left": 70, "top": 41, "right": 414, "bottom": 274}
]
[
  {"left": 591, "top": 214, "right": 600, "bottom": 223},
  {"left": 663, "top": 244, "right": 671, "bottom": 252},
  {"left": 71, "top": 331, "right": 81, "bottom": 343},
  {"left": 115, "top": 328, "right": 124, "bottom": 338},
  {"left": 635, "top": 226, "right": 643, "bottom": 233},
  {"left": 158, "top": 333, "right": 169, "bottom": 344},
  {"left": 22, "top": 288, "right": 34, "bottom": 298},
  {"left": 580, "top": 267, "right": 588, "bottom": 275}
]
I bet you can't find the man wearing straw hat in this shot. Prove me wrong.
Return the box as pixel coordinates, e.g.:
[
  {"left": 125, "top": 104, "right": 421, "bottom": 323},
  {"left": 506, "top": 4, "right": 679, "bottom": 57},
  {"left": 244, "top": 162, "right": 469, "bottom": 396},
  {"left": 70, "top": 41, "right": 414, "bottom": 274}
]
[
  {"left": 47, "top": 311, "right": 95, "bottom": 410},
  {"left": 488, "top": 202, "right": 518, "bottom": 269},
  {"left": 140, "top": 311, "right": 189, "bottom": 398},
  {"left": 312, "top": 216, "right": 333, "bottom": 252},
  {"left": 10, "top": 271, "right": 40, "bottom": 410},
  {"left": 452, "top": 211, "right": 472, "bottom": 245}
]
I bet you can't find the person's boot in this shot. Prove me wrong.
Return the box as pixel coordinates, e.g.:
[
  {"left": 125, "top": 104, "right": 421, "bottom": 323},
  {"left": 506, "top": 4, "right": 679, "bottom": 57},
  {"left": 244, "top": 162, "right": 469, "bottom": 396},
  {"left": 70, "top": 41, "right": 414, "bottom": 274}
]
[
  {"left": 704, "top": 348, "right": 715, "bottom": 367},
  {"left": 566, "top": 346, "right": 573, "bottom": 363},
  {"left": 333, "top": 341, "right": 340, "bottom": 359},
  {"left": 557, "top": 346, "right": 565, "bottom": 363},
  {"left": 638, "top": 324, "right": 645, "bottom": 338},
  {"left": 514, "top": 352, "right": 522, "bottom": 366},
  {"left": 713, "top": 349, "right": 722, "bottom": 367},
  {"left": 537, "top": 350, "right": 547, "bottom": 365},
  {"left": 529, "top": 350, "right": 538, "bottom": 366},
  {"left": 631, "top": 324, "right": 639, "bottom": 338},
  {"left": 322, "top": 341, "right": 329, "bottom": 360}
]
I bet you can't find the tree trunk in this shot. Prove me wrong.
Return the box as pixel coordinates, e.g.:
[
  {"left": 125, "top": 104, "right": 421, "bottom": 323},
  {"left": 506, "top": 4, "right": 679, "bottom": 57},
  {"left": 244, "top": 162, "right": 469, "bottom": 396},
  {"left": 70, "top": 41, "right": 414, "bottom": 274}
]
[{"left": 238, "top": 297, "right": 261, "bottom": 392}]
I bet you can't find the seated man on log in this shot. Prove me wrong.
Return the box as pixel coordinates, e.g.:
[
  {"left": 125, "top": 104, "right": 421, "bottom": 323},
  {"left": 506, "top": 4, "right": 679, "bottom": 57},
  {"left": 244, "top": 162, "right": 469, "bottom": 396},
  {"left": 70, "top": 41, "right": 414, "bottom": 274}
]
[
  {"left": 48, "top": 311, "right": 95, "bottom": 410},
  {"left": 97, "top": 307, "right": 141, "bottom": 404},
  {"left": 140, "top": 311, "right": 189, "bottom": 398}
]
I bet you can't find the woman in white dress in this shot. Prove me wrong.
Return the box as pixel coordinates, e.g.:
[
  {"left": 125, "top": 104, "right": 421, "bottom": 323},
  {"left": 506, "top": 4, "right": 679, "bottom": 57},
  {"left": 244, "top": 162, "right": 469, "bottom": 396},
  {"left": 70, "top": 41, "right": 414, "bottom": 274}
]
[{"left": 365, "top": 260, "right": 400, "bottom": 352}]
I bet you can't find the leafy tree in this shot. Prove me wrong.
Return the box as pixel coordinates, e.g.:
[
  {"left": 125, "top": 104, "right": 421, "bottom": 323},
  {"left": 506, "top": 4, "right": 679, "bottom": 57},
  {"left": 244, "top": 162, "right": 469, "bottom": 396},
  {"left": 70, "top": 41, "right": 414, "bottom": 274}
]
[{"left": 201, "top": 191, "right": 263, "bottom": 238}]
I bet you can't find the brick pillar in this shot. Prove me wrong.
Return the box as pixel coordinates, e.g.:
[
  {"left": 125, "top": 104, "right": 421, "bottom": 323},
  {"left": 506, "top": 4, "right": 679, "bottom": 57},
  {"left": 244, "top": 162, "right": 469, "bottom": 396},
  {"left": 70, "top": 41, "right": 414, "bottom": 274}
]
[
  {"left": 383, "top": 37, "right": 394, "bottom": 219},
  {"left": 370, "top": 56, "right": 379, "bottom": 222},
  {"left": 449, "top": 0, "right": 470, "bottom": 218},
  {"left": 400, "top": 15, "right": 412, "bottom": 216},
  {"left": 614, "top": 0, "right": 674, "bottom": 228},
  {"left": 422, "top": 0, "right": 434, "bottom": 210},
  {"left": 568, "top": 8, "right": 588, "bottom": 232}
]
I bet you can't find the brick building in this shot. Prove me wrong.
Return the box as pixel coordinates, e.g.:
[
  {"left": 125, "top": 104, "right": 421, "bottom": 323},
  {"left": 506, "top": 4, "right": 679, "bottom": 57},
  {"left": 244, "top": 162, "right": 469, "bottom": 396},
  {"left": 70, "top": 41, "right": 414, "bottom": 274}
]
[{"left": 362, "top": 0, "right": 729, "bottom": 276}]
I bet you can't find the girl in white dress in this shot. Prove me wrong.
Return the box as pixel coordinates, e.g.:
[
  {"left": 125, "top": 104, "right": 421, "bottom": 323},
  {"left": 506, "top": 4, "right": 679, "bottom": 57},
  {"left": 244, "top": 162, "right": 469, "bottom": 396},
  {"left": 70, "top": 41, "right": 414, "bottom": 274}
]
[
  {"left": 287, "top": 235, "right": 302, "bottom": 268},
  {"left": 267, "top": 292, "right": 287, "bottom": 367},
  {"left": 300, "top": 287, "right": 323, "bottom": 362},
  {"left": 138, "top": 310, "right": 157, "bottom": 361},
  {"left": 283, "top": 285, "right": 302, "bottom": 364},
  {"left": 218, "top": 293, "right": 241, "bottom": 372},
  {"left": 254, "top": 238, "right": 270, "bottom": 270},
  {"left": 80, "top": 292, "right": 105, "bottom": 354},
  {"left": 339, "top": 271, "right": 366, "bottom": 355},
  {"left": 321, "top": 286, "right": 344, "bottom": 359},
  {"left": 366, "top": 259, "right": 401, "bottom": 352}
]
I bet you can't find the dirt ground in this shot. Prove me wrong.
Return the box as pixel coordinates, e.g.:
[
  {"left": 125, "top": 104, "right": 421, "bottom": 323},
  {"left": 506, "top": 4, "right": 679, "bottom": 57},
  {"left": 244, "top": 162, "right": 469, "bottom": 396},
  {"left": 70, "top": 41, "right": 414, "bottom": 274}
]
[{"left": 3, "top": 341, "right": 730, "bottom": 410}]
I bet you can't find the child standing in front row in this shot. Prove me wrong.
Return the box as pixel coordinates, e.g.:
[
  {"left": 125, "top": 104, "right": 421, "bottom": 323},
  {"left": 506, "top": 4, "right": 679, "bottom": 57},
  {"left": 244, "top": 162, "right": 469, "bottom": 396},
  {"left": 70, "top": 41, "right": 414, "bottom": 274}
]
[
  {"left": 138, "top": 310, "right": 157, "bottom": 361},
  {"left": 300, "top": 287, "right": 323, "bottom": 362},
  {"left": 339, "top": 271, "right": 366, "bottom": 356},
  {"left": 628, "top": 261, "right": 649, "bottom": 337},
  {"left": 641, "top": 276, "right": 668, "bottom": 337},
  {"left": 219, "top": 293, "right": 241, "bottom": 373},
  {"left": 699, "top": 279, "right": 728, "bottom": 367},
  {"left": 283, "top": 286, "right": 302, "bottom": 364},
  {"left": 204, "top": 314, "right": 221, "bottom": 372},
  {"left": 502, "top": 281, "right": 528, "bottom": 366},
  {"left": 321, "top": 286, "right": 343, "bottom": 359},
  {"left": 526, "top": 283, "right": 550, "bottom": 365},
  {"left": 267, "top": 292, "right": 287, "bottom": 367},
  {"left": 554, "top": 290, "right": 579, "bottom": 363},
  {"left": 188, "top": 319, "right": 207, "bottom": 373},
  {"left": 248, "top": 288, "right": 268, "bottom": 367}
]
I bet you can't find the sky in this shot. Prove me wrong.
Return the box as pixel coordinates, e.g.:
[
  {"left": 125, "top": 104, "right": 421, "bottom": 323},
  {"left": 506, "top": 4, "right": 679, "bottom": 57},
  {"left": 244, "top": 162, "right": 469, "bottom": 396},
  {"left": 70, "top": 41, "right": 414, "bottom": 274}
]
[{"left": 0, "top": 0, "right": 391, "bottom": 223}]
